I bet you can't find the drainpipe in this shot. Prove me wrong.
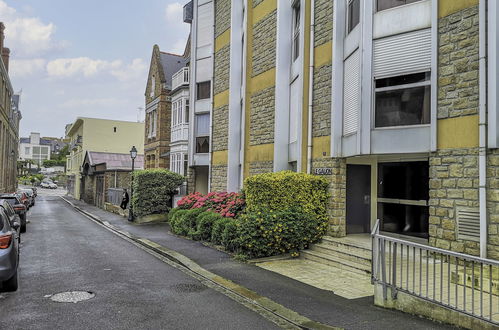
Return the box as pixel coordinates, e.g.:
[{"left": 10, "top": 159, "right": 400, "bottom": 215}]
[
  {"left": 479, "top": 0, "right": 488, "bottom": 258},
  {"left": 306, "top": 0, "right": 315, "bottom": 174}
]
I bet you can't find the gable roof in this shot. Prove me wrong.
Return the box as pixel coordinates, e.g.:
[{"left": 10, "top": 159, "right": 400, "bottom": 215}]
[{"left": 159, "top": 51, "right": 187, "bottom": 90}]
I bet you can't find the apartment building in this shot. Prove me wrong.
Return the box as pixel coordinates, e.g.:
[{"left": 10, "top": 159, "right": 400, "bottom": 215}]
[
  {"left": 0, "top": 23, "right": 20, "bottom": 193},
  {"left": 144, "top": 45, "right": 186, "bottom": 169},
  {"left": 65, "top": 117, "right": 144, "bottom": 199},
  {"left": 19, "top": 132, "right": 52, "bottom": 166},
  {"left": 188, "top": 0, "right": 499, "bottom": 262}
]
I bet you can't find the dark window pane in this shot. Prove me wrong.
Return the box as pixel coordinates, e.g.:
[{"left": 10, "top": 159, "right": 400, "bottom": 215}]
[
  {"left": 378, "top": 161, "right": 429, "bottom": 200},
  {"left": 196, "top": 136, "right": 209, "bottom": 153},
  {"left": 378, "top": 203, "right": 429, "bottom": 239},
  {"left": 197, "top": 81, "right": 211, "bottom": 100},
  {"left": 377, "top": 0, "right": 422, "bottom": 11},
  {"left": 375, "top": 72, "right": 429, "bottom": 88},
  {"left": 375, "top": 85, "right": 430, "bottom": 127},
  {"left": 348, "top": 0, "right": 360, "bottom": 33}
]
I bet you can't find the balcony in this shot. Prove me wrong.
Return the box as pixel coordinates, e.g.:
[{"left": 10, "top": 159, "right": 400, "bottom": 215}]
[
  {"left": 171, "top": 67, "right": 189, "bottom": 91},
  {"left": 171, "top": 123, "right": 189, "bottom": 143}
]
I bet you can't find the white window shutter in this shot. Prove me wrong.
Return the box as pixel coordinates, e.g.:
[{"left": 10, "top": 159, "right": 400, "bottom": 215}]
[
  {"left": 374, "top": 29, "right": 431, "bottom": 79},
  {"left": 343, "top": 49, "right": 361, "bottom": 136}
]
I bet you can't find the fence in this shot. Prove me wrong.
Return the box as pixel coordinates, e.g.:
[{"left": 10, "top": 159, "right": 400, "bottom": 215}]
[
  {"left": 371, "top": 219, "right": 499, "bottom": 326},
  {"left": 107, "top": 188, "right": 124, "bottom": 206}
]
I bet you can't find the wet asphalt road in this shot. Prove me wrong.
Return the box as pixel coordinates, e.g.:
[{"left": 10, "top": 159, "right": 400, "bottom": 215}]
[{"left": 0, "top": 195, "right": 278, "bottom": 330}]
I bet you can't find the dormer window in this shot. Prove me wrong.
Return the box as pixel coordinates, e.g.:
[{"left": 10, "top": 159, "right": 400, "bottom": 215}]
[
  {"left": 292, "top": 1, "right": 300, "bottom": 62},
  {"left": 347, "top": 0, "right": 360, "bottom": 34}
]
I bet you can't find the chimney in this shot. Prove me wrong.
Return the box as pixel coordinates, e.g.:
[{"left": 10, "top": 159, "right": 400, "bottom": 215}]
[
  {"left": 2, "top": 47, "right": 9, "bottom": 72},
  {"left": 0, "top": 23, "right": 4, "bottom": 53}
]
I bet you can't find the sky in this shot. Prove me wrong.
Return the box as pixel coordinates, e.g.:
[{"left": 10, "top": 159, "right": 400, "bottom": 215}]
[{"left": 1, "top": 0, "right": 190, "bottom": 138}]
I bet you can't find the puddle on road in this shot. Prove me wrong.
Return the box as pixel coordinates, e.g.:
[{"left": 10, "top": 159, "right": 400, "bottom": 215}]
[{"left": 47, "top": 291, "right": 95, "bottom": 303}]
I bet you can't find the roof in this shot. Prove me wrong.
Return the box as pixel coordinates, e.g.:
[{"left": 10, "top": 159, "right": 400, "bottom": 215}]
[
  {"left": 159, "top": 52, "right": 187, "bottom": 90},
  {"left": 86, "top": 151, "right": 144, "bottom": 171},
  {"left": 19, "top": 137, "right": 52, "bottom": 146}
]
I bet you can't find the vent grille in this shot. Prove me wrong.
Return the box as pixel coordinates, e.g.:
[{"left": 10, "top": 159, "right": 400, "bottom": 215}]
[{"left": 456, "top": 207, "right": 480, "bottom": 242}]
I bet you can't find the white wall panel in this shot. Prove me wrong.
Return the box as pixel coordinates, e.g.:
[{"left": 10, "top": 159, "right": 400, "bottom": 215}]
[
  {"left": 343, "top": 49, "right": 360, "bottom": 136},
  {"left": 196, "top": 3, "right": 213, "bottom": 48}
]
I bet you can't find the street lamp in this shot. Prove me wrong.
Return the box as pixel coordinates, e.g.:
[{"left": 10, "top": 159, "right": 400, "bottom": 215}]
[{"left": 128, "top": 146, "right": 138, "bottom": 222}]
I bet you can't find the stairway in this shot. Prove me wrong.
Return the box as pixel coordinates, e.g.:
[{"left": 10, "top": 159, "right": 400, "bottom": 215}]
[{"left": 301, "top": 235, "right": 372, "bottom": 275}]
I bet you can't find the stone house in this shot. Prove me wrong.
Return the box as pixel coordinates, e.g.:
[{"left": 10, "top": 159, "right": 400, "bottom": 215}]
[
  {"left": 0, "top": 23, "right": 20, "bottom": 193},
  {"left": 144, "top": 45, "right": 187, "bottom": 170}
]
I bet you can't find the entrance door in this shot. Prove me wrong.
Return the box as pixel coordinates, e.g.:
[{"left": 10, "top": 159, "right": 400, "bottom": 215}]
[
  {"left": 95, "top": 175, "right": 104, "bottom": 208},
  {"left": 346, "top": 165, "right": 371, "bottom": 234}
]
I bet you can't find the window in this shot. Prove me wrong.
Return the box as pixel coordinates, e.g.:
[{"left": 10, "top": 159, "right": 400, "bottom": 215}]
[
  {"left": 375, "top": 72, "right": 430, "bottom": 128},
  {"left": 113, "top": 127, "right": 117, "bottom": 133},
  {"left": 347, "top": 0, "right": 360, "bottom": 33},
  {"left": 185, "top": 100, "right": 189, "bottom": 123},
  {"left": 25, "top": 147, "right": 30, "bottom": 155},
  {"left": 292, "top": 1, "right": 301, "bottom": 61},
  {"left": 377, "top": 161, "right": 429, "bottom": 238},
  {"left": 376, "top": 0, "right": 421, "bottom": 11},
  {"left": 195, "top": 113, "right": 210, "bottom": 153},
  {"left": 150, "top": 75, "right": 156, "bottom": 98},
  {"left": 197, "top": 81, "right": 211, "bottom": 100}
]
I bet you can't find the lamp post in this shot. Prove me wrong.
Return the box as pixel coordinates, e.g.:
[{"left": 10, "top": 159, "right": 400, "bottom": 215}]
[{"left": 128, "top": 146, "right": 137, "bottom": 222}]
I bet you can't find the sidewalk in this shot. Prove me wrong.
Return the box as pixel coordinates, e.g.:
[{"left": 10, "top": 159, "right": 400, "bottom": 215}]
[{"left": 64, "top": 197, "right": 455, "bottom": 330}]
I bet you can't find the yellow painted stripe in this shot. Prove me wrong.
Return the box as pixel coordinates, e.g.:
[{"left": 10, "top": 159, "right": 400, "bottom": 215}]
[
  {"left": 215, "top": 29, "right": 231, "bottom": 52},
  {"left": 437, "top": 115, "right": 479, "bottom": 150},
  {"left": 314, "top": 41, "right": 332, "bottom": 68},
  {"left": 212, "top": 150, "right": 228, "bottom": 165},
  {"left": 214, "top": 90, "right": 229, "bottom": 108},
  {"left": 253, "top": 0, "right": 277, "bottom": 25},
  {"left": 312, "top": 136, "right": 331, "bottom": 159},
  {"left": 247, "top": 143, "right": 274, "bottom": 162},
  {"left": 249, "top": 68, "right": 276, "bottom": 93},
  {"left": 439, "top": 0, "right": 478, "bottom": 18}
]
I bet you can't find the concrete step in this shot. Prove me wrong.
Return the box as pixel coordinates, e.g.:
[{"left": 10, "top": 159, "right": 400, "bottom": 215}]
[
  {"left": 310, "top": 243, "right": 372, "bottom": 268},
  {"left": 320, "top": 236, "right": 372, "bottom": 259},
  {"left": 300, "top": 249, "right": 372, "bottom": 275}
]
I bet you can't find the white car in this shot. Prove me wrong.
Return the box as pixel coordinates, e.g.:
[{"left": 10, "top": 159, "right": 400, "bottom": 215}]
[
  {"left": 40, "top": 182, "right": 50, "bottom": 189},
  {"left": 48, "top": 183, "right": 58, "bottom": 189}
]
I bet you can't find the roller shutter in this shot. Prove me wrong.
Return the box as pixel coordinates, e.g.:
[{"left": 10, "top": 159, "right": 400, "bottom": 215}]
[{"left": 343, "top": 49, "right": 361, "bottom": 136}]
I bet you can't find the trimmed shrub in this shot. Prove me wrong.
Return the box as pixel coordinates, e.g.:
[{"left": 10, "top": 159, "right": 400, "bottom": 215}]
[
  {"left": 177, "top": 191, "right": 245, "bottom": 218},
  {"left": 211, "top": 217, "right": 236, "bottom": 245},
  {"left": 237, "top": 208, "right": 326, "bottom": 258},
  {"left": 131, "top": 169, "right": 184, "bottom": 217},
  {"left": 170, "top": 208, "right": 206, "bottom": 237},
  {"left": 221, "top": 219, "right": 239, "bottom": 251},
  {"left": 195, "top": 211, "right": 223, "bottom": 241},
  {"left": 244, "top": 171, "right": 330, "bottom": 223},
  {"left": 168, "top": 207, "right": 185, "bottom": 223}
]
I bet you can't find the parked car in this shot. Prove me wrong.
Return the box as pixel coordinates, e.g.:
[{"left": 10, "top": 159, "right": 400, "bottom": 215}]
[
  {"left": 16, "top": 192, "right": 30, "bottom": 210},
  {"left": 0, "top": 194, "right": 26, "bottom": 233},
  {"left": 0, "top": 204, "right": 20, "bottom": 292},
  {"left": 0, "top": 200, "right": 21, "bottom": 241},
  {"left": 40, "top": 182, "right": 50, "bottom": 189},
  {"left": 49, "top": 183, "right": 58, "bottom": 189},
  {"left": 20, "top": 189, "right": 35, "bottom": 206},
  {"left": 30, "top": 187, "right": 37, "bottom": 198}
]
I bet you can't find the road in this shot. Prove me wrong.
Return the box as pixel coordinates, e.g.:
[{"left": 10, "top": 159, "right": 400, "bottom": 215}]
[{"left": 0, "top": 194, "right": 279, "bottom": 330}]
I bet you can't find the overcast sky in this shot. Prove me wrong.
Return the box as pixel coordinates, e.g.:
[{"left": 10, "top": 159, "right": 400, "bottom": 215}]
[{"left": 2, "top": 0, "right": 190, "bottom": 138}]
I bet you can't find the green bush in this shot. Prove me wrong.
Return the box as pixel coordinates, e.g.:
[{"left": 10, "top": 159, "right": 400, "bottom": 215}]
[
  {"left": 131, "top": 169, "right": 184, "bottom": 217},
  {"left": 221, "top": 219, "right": 239, "bottom": 251},
  {"left": 211, "top": 217, "right": 236, "bottom": 245},
  {"left": 244, "top": 171, "right": 330, "bottom": 223},
  {"left": 237, "top": 208, "right": 326, "bottom": 258},
  {"left": 195, "top": 211, "right": 223, "bottom": 241},
  {"left": 171, "top": 208, "right": 205, "bottom": 237},
  {"left": 168, "top": 209, "right": 189, "bottom": 233}
]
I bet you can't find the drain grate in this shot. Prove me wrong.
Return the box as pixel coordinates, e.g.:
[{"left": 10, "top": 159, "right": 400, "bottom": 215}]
[{"left": 48, "top": 291, "right": 95, "bottom": 303}]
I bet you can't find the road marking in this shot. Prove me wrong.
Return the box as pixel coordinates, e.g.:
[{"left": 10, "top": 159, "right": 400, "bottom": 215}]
[{"left": 60, "top": 196, "right": 340, "bottom": 330}]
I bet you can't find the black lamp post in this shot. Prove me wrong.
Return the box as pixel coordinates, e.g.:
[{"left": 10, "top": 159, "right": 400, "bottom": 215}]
[{"left": 128, "top": 146, "right": 137, "bottom": 222}]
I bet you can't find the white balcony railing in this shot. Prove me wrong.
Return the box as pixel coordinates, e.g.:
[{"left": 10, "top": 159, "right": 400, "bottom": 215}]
[
  {"left": 172, "top": 67, "right": 189, "bottom": 91},
  {"left": 171, "top": 123, "right": 189, "bottom": 143}
]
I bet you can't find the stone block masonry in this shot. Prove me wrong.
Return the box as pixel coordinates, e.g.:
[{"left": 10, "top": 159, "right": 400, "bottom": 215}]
[
  {"left": 249, "top": 87, "right": 275, "bottom": 146},
  {"left": 249, "top": 161, "right": 273, "bottom": 177},
  {"left": 214, "top": 45, "right": 230, "bottom": 95},
  {"left": 215, "top": 0, "right": 231, "bottom": 37},
  {"left": 252, "top": 10, "right": 276, "bottom": 77},
  {"left": 211, "top": 165, "right": 228, "bottom": 192},
  {"left": 438, "top": 5, "right": 479, "bottom": 119},
  {"left": 487, "top": 150, "right": 499, "bottom": 259},
  {"left": 312, "top": 65, "right": 332, "bottom": 137},
  {"left": 314, "top": 0, "right": 333, "bottom": 47},
  {"left": 212, "top": 104, "right": 229, "bottom": 152}
]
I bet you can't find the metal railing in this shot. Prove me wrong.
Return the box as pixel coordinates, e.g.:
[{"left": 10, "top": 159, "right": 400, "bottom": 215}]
[
  {"left": 171, "top": 67, "right": 189, "bottom": 91},
  {"left": 107, "top": 188, "right": 124, "bottom": 206},
  {"left": 372, "top": 219, "right": 499, "bottom": 325}
]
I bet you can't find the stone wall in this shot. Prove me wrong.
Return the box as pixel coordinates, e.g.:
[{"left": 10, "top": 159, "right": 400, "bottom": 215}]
[
  {"left": 438, "top": 5, "right": 479, "bottom": 119},
  {"left": 214, "top": 45, "right": 231, "bottom": 95},
  {"left": 249, "top": 161, "right": 273, "bottom": 176},
  {"left": 314, "top": 0, "right": 333, "bottom": 47},
  {"left": 211, "top": 164, "right": 228, "bottom": 191},
  {"left": 487, "top": 150, "right": 499, "bottom": 259},
  {"left": 252, "top": 0, "right": 265, "bottom": 8},
  {"left": 215, "top": 0, "right": 231, "bottom": 37},
  {"left": 250, "top": 87, "right": 275, "bottom": 145},
  {"left": 212, "top": 104, "right": 229, "bottom": 152},
  {"left": 186, "top": 167, "right": 196, "bottom": 195},
  {"left": 252, "top": 10, "right": 276, "bottom": 77},
  {"left": 312, "top": 65, "right": 332, "bottom": 137},
  {"left": 312, "top": 158, "right": 346, "bottom": 237}
]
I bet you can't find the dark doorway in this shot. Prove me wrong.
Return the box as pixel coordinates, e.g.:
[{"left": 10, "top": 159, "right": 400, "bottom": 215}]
[{"left": 346, "top": 165, "right": 371, "bottom": 234}]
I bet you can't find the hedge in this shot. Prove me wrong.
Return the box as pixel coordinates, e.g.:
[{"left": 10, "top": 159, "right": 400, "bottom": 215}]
[
  {"left": 131, "top": 169, "right": 184, "bottom": 217},
  {"left": 244, "top": 171, "right": 330, "bottom": 223}
]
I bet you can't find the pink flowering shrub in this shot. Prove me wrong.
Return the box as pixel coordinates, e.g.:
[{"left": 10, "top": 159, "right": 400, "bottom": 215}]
[{"left": 177, "top": 192, "right": 245, "bottom": 218}]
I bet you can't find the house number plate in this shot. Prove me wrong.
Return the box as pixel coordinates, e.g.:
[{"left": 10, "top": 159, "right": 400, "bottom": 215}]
[{"left": 313, "top": 168, "right": 332, "bottom": 175}]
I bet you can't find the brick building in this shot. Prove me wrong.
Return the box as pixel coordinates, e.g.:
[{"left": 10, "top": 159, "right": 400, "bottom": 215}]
[
  {"left": 0, "top": 23, "right": 21, "bottom": 192},
  {"left": 144, "top": 45, "right": 187, "bottom": 169}
]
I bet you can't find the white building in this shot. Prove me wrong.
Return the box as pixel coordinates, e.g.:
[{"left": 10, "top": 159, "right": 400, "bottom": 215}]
[{"left": 19, "top": 132, "right": 51, "bottom": 166}]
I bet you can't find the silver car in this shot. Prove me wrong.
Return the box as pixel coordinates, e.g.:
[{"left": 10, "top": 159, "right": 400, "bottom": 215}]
[{"left": 0, "top": 205, "right": 19, "bottom": 291}]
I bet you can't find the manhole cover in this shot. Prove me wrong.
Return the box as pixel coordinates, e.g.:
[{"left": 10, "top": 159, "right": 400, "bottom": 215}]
[{"left": 49, "top": 291, "right": 95, "bottom": 303}]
